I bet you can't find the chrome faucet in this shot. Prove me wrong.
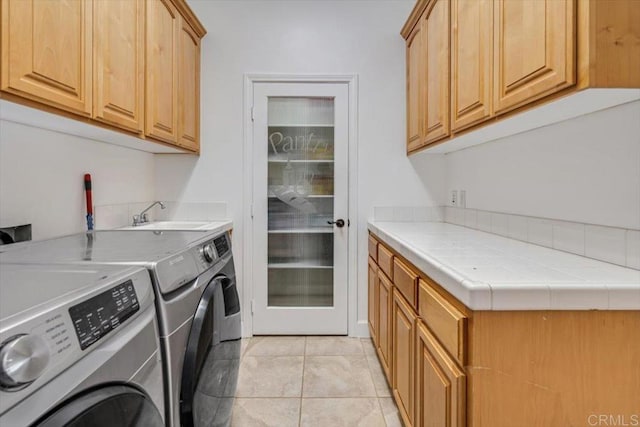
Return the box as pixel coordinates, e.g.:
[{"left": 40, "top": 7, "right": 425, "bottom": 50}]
[{"left": 133, "top": 201, "right": 166, "bottom": 226}]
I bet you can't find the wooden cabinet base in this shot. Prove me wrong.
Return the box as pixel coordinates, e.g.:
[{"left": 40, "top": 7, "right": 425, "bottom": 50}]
[
  {"left": 368, "top": 232, "right": 640, "bottom": 427},
  {"left": 467, "top": 310, "right": 640, "bottom": 427}
]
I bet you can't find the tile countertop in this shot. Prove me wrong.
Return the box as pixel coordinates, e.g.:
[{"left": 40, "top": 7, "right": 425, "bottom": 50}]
[{"left": 368, "top": 221, "right": 640, "bottom": 311}]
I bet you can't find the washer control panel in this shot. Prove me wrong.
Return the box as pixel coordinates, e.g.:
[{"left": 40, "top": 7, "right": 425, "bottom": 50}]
[{"left": 69, "top": 281, "right": 139, "bottom": 350}]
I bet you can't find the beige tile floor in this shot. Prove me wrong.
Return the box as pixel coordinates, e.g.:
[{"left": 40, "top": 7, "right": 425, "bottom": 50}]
[{"left": 228, "top": 337, "right": 402, "bottom": 427}]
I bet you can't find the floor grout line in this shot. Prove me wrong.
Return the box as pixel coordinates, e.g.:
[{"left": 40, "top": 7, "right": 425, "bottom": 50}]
[
  {"left": 359, "top": 336, "right": 392, "bottom": 425},
  {"left": 298, "top": 336, "right": 307, "bottom": 427},
  {"left": 230, "top": 337, "right": 398, "bottom": 426}
]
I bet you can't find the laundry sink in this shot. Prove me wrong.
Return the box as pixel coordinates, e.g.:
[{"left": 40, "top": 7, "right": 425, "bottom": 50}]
[{"left": 119, "top": 220, "right": 230, "bottom": 231}]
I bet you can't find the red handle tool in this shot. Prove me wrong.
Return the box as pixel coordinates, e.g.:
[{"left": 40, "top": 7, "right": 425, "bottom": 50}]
[{"left": 84, "top": 174, "right": 94, "bottom": 231}]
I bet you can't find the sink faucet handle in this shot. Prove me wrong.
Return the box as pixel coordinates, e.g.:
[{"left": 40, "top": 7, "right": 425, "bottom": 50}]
[
  {"left": 132, "top": 214, "right": 141, "bottom": 226},
  {"left": 141, "top": 213, "right": 148, "bottom": 223}
]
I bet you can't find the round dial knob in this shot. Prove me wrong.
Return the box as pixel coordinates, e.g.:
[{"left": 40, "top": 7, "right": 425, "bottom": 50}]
[
  {"left": 0, "top": 334, "right": 50, "bottom": 390},
  {"left": 201, "top": 244, "right": 216, "bottom": 263}
]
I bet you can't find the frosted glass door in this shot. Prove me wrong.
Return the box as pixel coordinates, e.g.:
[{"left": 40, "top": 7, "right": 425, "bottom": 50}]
[
  {"left": 253, "top": 83, "right": 348, "bottom": 334},
  {"left": 267, "top": 97, "right": 335, "bottom": 307}
]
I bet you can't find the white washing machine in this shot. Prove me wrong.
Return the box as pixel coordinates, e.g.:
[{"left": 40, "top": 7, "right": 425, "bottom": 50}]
[
  {"left": 0, "top": 263, "right": 165, "bottom": 426},
  {"left": 1, "top": 230, "right": 241, "bottom": 427}
]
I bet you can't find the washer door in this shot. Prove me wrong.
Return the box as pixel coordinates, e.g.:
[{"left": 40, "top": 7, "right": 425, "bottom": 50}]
[
  {"left": 34, "top": 385, "right": 164, "bottom": 427},
  {"left": 180, "top": 276, "right": 241, "bottom": 427},
  {"left": 180, "top": 277, "right": 220, "bottom": 427}
]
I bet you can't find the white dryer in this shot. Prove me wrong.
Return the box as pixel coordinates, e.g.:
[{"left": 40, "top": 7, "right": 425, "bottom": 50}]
[{"left": 0, "top": 263, "right": 164, "bottom": 426}]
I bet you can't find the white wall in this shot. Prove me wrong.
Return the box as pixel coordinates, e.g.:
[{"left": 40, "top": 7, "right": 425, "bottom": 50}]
[
  {"left": 443, "top": 101, "right": 640, "bottom": 230},
  {"left": 0, "top": 120, "right": 156, "bottom": 240},
  {"left": 155, "top": 0, "right": 445, "bottom": 336}
]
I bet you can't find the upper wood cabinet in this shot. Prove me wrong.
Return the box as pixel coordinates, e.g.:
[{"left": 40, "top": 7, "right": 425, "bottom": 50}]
[
  {"left": 93, "top": 0, "right": 144, "bottom": 132},
  {"left": 451, "top": 0, "right": 492, "bottom": 131},
  {"left": 406, "top": 20, "right": 424, "bottom": 151},
  {"left": 402, "top": 0, "right": 639, "bottom": 154},
  {"left": 577, "top": 0, "right": 640, "bottom": 89},
  {"left": 1, "top": 0, "right": 92, "bottom": 115},
  {"left": 177, "top": 19, "right": 201, "bottom": 151},
  {"left": 1, "top": 0, "right": 206, "bottom": 153},
  {"left": 145, "top": 0, "right": 205, "bottom": 150},
  {"left": 146, "top": 0, "right": 180, "bottom": 144},
  {"left": 423, "top": 0, "right": 450, "bottom": 145},
  {"left": 493, "top": 0, "right": 575, "bottom": 114}
]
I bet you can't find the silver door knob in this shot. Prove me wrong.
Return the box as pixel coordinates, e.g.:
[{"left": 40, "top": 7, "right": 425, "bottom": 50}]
[
  {"left": 327, "top": 219, "right": 345, "bottom": 228},
  {"left": 0, "top": 334, "right": 50, "bottom": 390}
]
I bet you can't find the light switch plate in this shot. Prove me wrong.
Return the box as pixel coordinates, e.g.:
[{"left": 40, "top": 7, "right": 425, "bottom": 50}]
[{"left": 460, "top": 190, "right": 466, "bottom": 208}]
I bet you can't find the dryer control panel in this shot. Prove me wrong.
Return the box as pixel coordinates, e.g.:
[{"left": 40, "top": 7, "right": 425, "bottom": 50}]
[{"left": 69, "top": 281, "right": 139, "bottom": 350}]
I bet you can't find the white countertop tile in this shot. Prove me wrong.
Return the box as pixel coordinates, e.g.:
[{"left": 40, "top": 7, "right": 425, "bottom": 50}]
[
  {"left": 490, "top": 283, "right": 551, "bottom": 310},
  {"left": 549, "top": 283, "right": 609, "bottom": 310},
  {"left": 368, "top": 221, "right": 640, "bottom": 310}
]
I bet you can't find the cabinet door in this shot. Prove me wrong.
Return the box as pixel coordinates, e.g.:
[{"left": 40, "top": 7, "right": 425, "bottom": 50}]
[
  {"left": 424, "top": 0, "right": 450, "bottom": 145},
  {"left": 451, "top": 0, "right": 492, "bottom": 131},
  {"left": 177, "top": 19, "right": 200, "bottom": 151},
  {"left": 368, "top": 257, "right": 379, "bottom": 346},
  {"left": 1, "top": 0, "right": 92, "bottom": 115},
  {"left": 393, "top": 291, "right": 416, "bottom": 427},
  {"left": 146, "top": 0, "right": 179, "bottom": 143},
  {"left": 377, "top": 270, "right": 393, "bottom": 383},
  {"left": 93, "top": 0, "right": 144, "bottom": 132},
  {"left": 494, "top": 0, "right": 575, "bottom": 114},
  {"left": 406, "top": 19, "right": 424, "bottom": 152},
  {"left": 415, "top": 321, "right": 466, "bottom": 427}
]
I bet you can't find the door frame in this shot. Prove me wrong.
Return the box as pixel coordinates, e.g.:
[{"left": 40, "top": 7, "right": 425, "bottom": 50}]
[{"left": 242, "top": 74, "right": 359, "bottom": 337}]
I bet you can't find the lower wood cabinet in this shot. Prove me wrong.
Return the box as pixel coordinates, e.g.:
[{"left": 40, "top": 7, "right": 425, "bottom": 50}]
[
  {"left": 376, "top": 269, "right": 393, "bottom": 383},
  {"left": 368, "top": 232, "right": 640, "bottom": 426},
  {"left": 415, "top": 321, "right": 466, "bottom": 427},
  {"left": 414, "top": 322, "right": 466, "bottom": 427},
  {"left": 392, "top": 290, "right": 417, "bottom": 427},
  {"left": 367, "top": 256, "right": 379, "bottom": 345}
]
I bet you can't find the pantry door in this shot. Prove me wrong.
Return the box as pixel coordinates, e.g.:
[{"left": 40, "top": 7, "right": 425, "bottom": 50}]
[{"left": 252, "top": 82, "right": 349, "bottom": 334}]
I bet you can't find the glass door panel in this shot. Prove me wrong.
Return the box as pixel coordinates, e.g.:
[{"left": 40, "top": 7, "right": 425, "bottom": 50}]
[
  {"left": 252, "top": 81, "right": 348, "bottom": 335},
  {"left": 266, "top": 97, "right": 335, "bottom": 308}
]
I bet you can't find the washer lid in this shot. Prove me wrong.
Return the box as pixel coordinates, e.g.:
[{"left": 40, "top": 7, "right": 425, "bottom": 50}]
[
  {"left": 0, "top": 264, "right": 146, "bottom": 321},
  {"left": 0, "top": 230, "right": 213, "bottom": 263}
]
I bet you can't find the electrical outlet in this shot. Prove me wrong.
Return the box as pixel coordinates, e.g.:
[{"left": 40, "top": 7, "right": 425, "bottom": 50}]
[
  {"left": 460, "top": 190, "right": 466, "bottom": 208},
  {"left": 451, "top": 190, "right": 458, "bottom": 206}
]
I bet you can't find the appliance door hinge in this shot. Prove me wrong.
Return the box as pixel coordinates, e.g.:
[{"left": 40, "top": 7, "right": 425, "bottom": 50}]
[
  {"left": 251, "top": 299, "right": 255, "bottom": 315},
  {"left": 250, "top": 106, "right": 254, "bottom": 122},
  {"left": 250, "top": 203, "right": 254, "bottom": 219}
]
